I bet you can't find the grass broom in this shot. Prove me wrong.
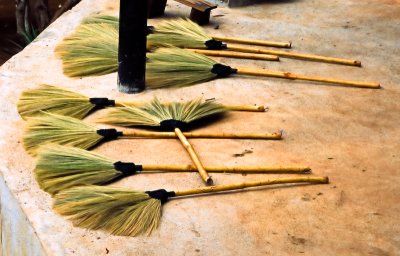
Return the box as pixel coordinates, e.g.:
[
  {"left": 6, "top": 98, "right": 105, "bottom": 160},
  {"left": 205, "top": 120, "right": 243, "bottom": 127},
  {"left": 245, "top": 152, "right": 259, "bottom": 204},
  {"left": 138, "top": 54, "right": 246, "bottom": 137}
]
[
  {"left": 17, "top": 84, "right": 266, "bottom": 120},
  {"left": 146, "top": 18, "right": 361, "bottom": 66},
  {"left": 82, "top": 14, "right": 291, "bottom": 48},
  {"left": 53, "top": 176, "right": 329, "bottom": 236},
  {"left": 145, "top": 47, "right": 380, "bottom": 89},
  {"left": 35, "top": 144, "right": 311, "bottom": 195},
  {"left": 55, "top": 23, "right": 278, "bottom": 78},
  {"left": 22, "top": 112, "right": 282, "bottom": 155}
]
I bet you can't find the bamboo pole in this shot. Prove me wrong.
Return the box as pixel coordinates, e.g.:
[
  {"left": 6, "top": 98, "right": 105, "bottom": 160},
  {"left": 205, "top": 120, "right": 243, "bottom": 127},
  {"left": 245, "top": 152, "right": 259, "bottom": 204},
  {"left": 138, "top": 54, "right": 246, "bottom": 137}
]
[
  {"left": 116, "top": 101, "right": 267, "bottom": 112},
  {"left": 212, "top": 35, "right": 292, "bottom": 48},
  {"left": 141, "top": 165, "right": 311, "bottom": 173},
  {"left": 225, "top": 44, "right": 362, "bottom": 66},
  {"left": 174, "top": 128, "right": 213, "bottom": 185},
  {"left": 188, "top": 49, "right": 279, "bottom": 61},
  {"left": 175, "top": 176, "right": 329, "bottom": 196},
  {"left": 122, "top": 130, "right": 283, "bottom": 140},
  {"left": 236, "top": 67, "right": 380, "bottom": 89}
]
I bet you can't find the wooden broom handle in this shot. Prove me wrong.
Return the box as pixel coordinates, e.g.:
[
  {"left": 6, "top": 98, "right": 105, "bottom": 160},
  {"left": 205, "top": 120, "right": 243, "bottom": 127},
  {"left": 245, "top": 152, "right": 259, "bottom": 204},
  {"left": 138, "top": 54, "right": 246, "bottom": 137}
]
[
  {"left": 188, "top": 49, "right": 279, "bottom": 61},
  {"left": 175, "top": 176, "right": 329, "bottom": 196},
  {"left": 236, "top": 67, "right": 380, "bottom": 89},
  {"left": 226, "top": 44, "right": 362, "bottom": 66},
  {"left": 115, "top": 101, "right": 266, "bottom": 112},
  {"left": 212, "top": 35, "right": 292, "bottom": 48},
  {"left": 121, "top": 130, "right": 282, "bottom": 139},
  {"left": 141, "top": 165, "right": 311, "bottom": 173},
  {"left": 174, "top": 128, "right": 213, "bottom": 185}
]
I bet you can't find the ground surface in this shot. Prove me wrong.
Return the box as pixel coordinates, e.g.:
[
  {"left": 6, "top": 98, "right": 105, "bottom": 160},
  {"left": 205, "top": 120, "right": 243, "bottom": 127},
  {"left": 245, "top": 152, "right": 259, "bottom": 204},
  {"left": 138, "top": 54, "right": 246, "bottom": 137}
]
[{"left": 0, "top": 0, "right": 399, "bottom": 255}]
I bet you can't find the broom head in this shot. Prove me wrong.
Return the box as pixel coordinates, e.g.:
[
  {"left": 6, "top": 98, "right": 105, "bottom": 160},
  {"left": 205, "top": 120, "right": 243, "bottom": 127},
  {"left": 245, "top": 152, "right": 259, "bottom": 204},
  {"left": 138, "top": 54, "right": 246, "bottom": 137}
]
[
  {"left": 35, "top": 144, "right": 137, "bottom": 195},
  {"left": 53, "top": 185, "right": 162, "bottom": 236},
  {"left": 98, "top": 97, "right": 227, "bottom": 130},
  {"left": 23, "top": 112, "right": 109, "bottom": 155},
  {"left": 17, "top": 84, "right": 114, "bottom": 120},
  {"left": 55, "top": 23, "right": 118, "bottom": 77}
]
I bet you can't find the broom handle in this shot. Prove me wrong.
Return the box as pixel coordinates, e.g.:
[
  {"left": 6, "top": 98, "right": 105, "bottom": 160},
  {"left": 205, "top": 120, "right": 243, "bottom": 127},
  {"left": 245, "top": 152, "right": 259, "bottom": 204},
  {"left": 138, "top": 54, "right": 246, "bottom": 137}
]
[
  {"left": 115, "top": 101, "right": 266, "bottom": 112},
  {"left": 122, "top": 130, "right": 282, "bottom": 140},
  {"left": 212, "top": 35, "right": 291, "bottom": 48},
  {"left": 142, "top": 165, "right": 310, "bottom": 173},
  {"left": 226, "top": 44, "right": 362, "bottom": 66},
  {"left": 236, "top": 67, "right": 380, "bottom": 89},
  {"left": 174, "top": 128, "right": 213, "bottom": 185},
  {"left": 188, "top": 49, "right": 279, "bottom": 61},
  {"left": 174, "top": 176, "right": 329, "bottom": 196}
]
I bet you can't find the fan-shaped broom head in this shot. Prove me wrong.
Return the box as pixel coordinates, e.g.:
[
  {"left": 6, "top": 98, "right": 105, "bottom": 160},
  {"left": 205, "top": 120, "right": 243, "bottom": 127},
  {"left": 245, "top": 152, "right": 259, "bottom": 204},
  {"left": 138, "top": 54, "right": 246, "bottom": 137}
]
[
  {"left": 17, "top": 84, "right": 115, "bottom": 120},
  {"left": 54, "top": 185, "right": 163, "bottom": 236},
  {"left": 98, "top": 97, "right": 227, "bottom": 130},
  {"left": 55, "top": 23, "right": 118, "bottom": 77},
  {"left": 146, "top": 47, "right": 236, "bottom": 88},
  {"left": 147, "top": 18, "right": 221, "bottom": 49},
  {"left": 35, "top": 144, "right": 141, "bottom": 195},
  {"left": 23, "top": 112, "right": 121, "bottom": 155}
]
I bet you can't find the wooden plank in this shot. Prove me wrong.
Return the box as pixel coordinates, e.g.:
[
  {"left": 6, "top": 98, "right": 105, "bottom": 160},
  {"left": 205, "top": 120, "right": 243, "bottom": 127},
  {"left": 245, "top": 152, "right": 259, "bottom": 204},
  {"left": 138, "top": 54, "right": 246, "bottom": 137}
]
[{"left": 174, "top": 0, "right": 217, "bottom": 12}]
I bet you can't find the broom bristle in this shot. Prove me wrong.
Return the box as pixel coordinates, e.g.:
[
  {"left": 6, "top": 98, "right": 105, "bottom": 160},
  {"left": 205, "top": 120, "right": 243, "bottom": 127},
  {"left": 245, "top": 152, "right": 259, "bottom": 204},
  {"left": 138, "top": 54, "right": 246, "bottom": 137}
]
[
  {"left": 53, "top": 185, "right": 161, "bottom": 236},
  {"left": 147, "top": 18, "right": 212, "bottom": 49},
  {"left": 146, "top": 47, "right": 218, "bottom": 88},
  {"left": 98, "top": 97, "right": 227, "bottom": 127},
  {"left": 81, "top": 14, "right": 119, "bottom": 26},
  {"left": 17, "top": 84, "right": 95, "bottom": 120},
  {"left": 23, "top": 112, "right": 103, "bottom": 155},
  {"left": 35, "top": 144, "right": 121, "bottom": 195},
  {"left": 55, "top": 23, "right": 118, "bottom": 77}
]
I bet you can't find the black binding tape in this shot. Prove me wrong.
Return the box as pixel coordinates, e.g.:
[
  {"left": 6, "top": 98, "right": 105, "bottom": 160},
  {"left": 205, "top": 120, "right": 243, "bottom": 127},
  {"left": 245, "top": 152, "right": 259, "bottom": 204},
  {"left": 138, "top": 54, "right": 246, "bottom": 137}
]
[
  {"left": 159, "top": 119, "right": 188, "bottom": 131},
  {"left": 89, "top": 98, "right": 115, "bottom": 109},
  {"left": 205, "top": 39, "right": 227, "bottom": 50},
  {"left": 211, "top": 63, "right": 237, "bottom": 78},
  {"left": 113, "top": 161, "right": 142, "bottom": 176},
  {"left": 147, "top": 26, "right": 155, "bottom": 35},
  {"left": 96, "top": 129, "right": 123, "bottom": 141},
  {"left": 146, "top": 189, "right": 176, "bottom": 204}
]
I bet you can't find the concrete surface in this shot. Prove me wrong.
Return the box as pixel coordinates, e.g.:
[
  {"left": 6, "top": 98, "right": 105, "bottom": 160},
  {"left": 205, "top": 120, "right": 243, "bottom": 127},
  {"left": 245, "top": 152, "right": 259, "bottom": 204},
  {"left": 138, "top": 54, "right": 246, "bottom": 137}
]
[{"left": 0, "top": 0, "right": 399, "bottom": 255}]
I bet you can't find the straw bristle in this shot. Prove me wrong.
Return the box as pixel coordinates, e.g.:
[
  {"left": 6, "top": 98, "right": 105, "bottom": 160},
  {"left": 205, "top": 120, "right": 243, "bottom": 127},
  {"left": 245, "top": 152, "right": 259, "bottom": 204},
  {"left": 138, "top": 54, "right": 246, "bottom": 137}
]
[
  {"left": 23, "top": 112, "right": 103, "bottom": 155},
  {"left": 53, "top": 185, "right": 162, "bottom": 236},
  {"left": 81, "top": 14, "right": 119, "bottom": 26},
  {"left": 98, "top": 97, "right": 227, "bottom": 127},
  {"left": 147, "top": 18, "right": 212, "bottom": 49},
  {"left": 17, "top": 84, "right": 95, "bottom": 120},
  {"left": 146, "top": 47, "right": 218, "bottom": 88},
  {"left": 55, "top": 23, "right": 118, "bottom": 77},
  {"left": 35, "top": 144, "right": 121, "bottom": 195}
]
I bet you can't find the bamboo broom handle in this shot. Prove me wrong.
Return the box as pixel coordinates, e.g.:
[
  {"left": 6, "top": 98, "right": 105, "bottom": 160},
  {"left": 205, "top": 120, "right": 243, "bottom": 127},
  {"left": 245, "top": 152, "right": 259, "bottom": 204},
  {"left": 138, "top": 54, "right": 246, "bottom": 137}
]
[
  {"left": 121, "top": 130, "right": 282, "bottom": 140},
  {"left": 226, "top": 44, "right": 362, "bottom": 66},
  {"left": 236, "top": 67, "right": 380, "bottom": 89},
  {"left": 189, "top": 49, "right": 279, "bottom": 61},
  {"left": 174, "top": 128, "right": 213, "bottom": 185},
  {"left": 175, "top": 176, "right": 329, "bottom": 196},
  {"left": 212, "top": 35, "right": 292, "bottom": 48},
  {"left": 115, "top": 101, "right": 267, "bottom": 112},
  {"left": 141, "top": 165, "right": 311, "bottom": 173}
]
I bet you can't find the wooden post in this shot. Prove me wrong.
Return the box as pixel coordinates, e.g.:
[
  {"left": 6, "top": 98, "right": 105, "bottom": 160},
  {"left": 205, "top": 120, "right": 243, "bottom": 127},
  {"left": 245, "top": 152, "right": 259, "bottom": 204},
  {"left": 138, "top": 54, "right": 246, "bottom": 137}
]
[{"left": 118, "top": 0, "right": 147, "bottom": 93}]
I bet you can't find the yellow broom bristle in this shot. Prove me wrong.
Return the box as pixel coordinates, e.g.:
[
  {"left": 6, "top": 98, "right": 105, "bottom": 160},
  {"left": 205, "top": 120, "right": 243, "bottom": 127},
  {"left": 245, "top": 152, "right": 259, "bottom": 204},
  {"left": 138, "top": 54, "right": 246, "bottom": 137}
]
[
  {"left": 17, "top": 84, "right": 95, "bottom": 120},
  {"left": 98, "top": 97, "right": 227, "bottom": 127},
  {"left": 55, "top": 23, "right": 118, "bottom": 77},
  {"left": 146, "top": 47, "right": 219, "bottom": 88},
  {"left": 35, "top": 144, "right": 122, "bottom": 195},
  {"left": 53, "top": 185, "right": 161, "bottom": 236},
  {"left": 23, "top": 112, "right": 104, "bottom": 155},
  {"left": 81, "top": 14, "right": 119, "bottom": 26}
]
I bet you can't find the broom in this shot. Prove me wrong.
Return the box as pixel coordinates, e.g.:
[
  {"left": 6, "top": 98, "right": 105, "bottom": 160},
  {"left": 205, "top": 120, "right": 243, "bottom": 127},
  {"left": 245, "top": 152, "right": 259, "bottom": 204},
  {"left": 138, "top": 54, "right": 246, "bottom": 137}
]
[
  {"left": 145, "top": 18, "right": 362, "bottom": 66},
  {"left": 55, "top": 23, "right": 278, "bottom": 78},
  {"left": 145, "top": 47, "right": 380, "bottom": 89},
  {"left": 23, "top": 112, "right": 282, "bottom": 155},
  {"left": 82, "top": 14, "right": 292, "bottom": 48},
  {"left": 17, "top": 84, "right": 266, "bottom": 120},
  {"left": 35, "top": 144, "right": 311, "bottom": 195},
  {"left": 53, "top": 176, "right": 329, "bottom": 236}
]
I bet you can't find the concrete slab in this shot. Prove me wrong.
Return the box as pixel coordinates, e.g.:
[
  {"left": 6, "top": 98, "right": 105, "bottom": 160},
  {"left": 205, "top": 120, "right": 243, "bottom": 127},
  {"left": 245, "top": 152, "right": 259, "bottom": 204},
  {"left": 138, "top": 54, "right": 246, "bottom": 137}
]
[{"left": 0, "top": 0, "right": 399, "bottom": 255}]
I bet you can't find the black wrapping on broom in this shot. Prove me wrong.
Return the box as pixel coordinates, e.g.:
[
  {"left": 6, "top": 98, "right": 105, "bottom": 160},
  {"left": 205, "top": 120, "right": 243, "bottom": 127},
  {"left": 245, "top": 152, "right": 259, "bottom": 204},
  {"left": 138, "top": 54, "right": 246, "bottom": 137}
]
[
  {"left": 113, "top": 161, "right": 143, "bottom": 176},
  {"left": 159, "top": 119, "right": 189, "bottom": 131},
  {"left": 205, "top": 39, "right": 227, "bottom": 50},
  {"left": 89, "top": 98, "right": 116, "bottom": 109},
  {"left": 211, "top": 64, "right": 238, "bottom": 77},
  {"left": 97, "top": 129, "right": 123, "bottom": 141},
  {"left": 146, "top": 189, "right": 176, "bottom": 204}
]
